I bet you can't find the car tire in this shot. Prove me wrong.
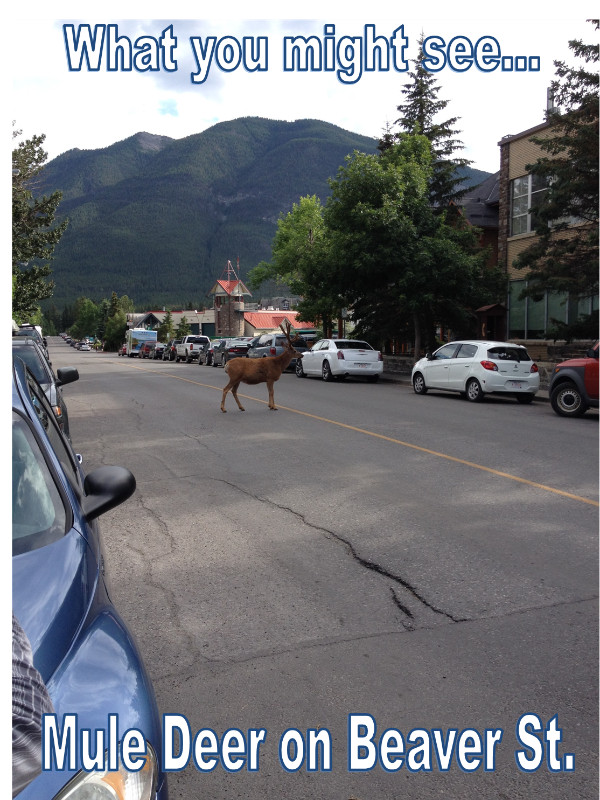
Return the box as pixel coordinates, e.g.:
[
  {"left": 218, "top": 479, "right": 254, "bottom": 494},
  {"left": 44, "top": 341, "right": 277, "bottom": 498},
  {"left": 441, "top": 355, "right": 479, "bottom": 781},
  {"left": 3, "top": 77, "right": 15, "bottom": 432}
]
[
  {"left": 322, "top": 361, "right": 334, "bottom": 382},
  {"left": 186, "top": 352, "right": 192, "bottom": 363},
  {"left": 296, "top": 361, "right": 306, "bottom": 378},
  {"left": 550, "top": 381, "right": 588, "bottom": 417},
  {"left": 466, "top": 378, "right": 484, "bottom": 402},
  {"left": 412, "top": 372, "right": 427, "bottom": 395},
  {"left": 515, "top": 394, "right": 534, "bottom": 404}
]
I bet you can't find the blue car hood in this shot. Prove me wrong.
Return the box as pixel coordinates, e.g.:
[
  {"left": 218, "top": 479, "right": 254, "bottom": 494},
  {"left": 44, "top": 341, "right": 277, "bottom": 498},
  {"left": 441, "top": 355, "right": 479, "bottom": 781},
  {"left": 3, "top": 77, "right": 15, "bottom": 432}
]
[{"left": 13, "top": 526, "right": 97, "bottom": 684}]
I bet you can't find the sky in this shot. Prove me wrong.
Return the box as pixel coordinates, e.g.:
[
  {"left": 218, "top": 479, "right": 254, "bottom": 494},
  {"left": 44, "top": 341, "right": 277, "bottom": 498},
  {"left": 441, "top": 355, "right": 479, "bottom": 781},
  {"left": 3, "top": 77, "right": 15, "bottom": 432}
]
[{"left": 9, "top": 3, "right": 598, "bottom": 174}]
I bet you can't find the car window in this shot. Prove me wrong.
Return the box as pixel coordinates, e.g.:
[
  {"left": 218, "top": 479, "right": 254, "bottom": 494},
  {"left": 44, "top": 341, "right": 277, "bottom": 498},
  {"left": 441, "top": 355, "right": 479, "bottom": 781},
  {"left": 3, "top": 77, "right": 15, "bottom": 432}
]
[
  {"left": 455, "top": 344, "right": 478, "bottom": 359},
  {"left": 487, "top": 346, "right": 531, "bottom": 362},
  {"left": 25, "top": 371, "right": 81, "bottom": 487},
  {"left": 12, "top": 412, "right": 67, "bottom": 555},
  {"left": 433, "top": 344, "right": 459, "bottom": 360},
  {"left": 335, "top": 341, "right": 373, "bottom": 350},
  {"left": 12, "top": 346, "right": 51, "bottom": 385}
]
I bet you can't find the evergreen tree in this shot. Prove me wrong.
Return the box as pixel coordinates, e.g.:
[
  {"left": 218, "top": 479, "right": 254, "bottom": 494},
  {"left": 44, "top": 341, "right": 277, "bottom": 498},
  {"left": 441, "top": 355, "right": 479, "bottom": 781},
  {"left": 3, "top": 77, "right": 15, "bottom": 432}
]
[
  {"left": 514, "top": 21, "right": 599, "bottom": 303},
  {"left": 381, "top": 34, "right": 472, "bottom": 208},
  {"left": 157, "top": 310, "right": 175, "bottom": 343},
  {"left": 12, "top": 129, "right": 68, "bottom": 319},
  {"left": 175, "top": 316, "right": 191, "bottom": 337}
]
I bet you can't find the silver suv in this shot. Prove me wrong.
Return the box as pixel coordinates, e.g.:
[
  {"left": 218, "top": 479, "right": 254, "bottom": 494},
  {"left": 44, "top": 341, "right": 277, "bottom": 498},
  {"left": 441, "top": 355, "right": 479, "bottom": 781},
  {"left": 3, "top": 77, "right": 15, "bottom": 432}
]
[{"left": 247, "top": 333, "right": 308, "bottom": 371}]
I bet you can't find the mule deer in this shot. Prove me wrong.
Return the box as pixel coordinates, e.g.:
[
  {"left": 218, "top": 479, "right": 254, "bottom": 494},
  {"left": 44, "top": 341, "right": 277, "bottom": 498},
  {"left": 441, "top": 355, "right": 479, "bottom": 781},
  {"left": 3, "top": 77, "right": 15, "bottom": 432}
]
[{"left": 221, "top": 322, "right": 303, "bottom": 412}]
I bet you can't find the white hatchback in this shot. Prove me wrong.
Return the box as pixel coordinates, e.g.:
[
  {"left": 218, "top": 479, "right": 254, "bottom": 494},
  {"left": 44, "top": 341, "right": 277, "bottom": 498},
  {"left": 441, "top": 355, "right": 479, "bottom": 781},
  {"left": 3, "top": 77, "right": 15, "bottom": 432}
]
[
  {"left": 411, "top": 340, "right": 540, "bottom": 403},
  {"left": 297, "top": 338, "right": 383, "bottom": 382}
]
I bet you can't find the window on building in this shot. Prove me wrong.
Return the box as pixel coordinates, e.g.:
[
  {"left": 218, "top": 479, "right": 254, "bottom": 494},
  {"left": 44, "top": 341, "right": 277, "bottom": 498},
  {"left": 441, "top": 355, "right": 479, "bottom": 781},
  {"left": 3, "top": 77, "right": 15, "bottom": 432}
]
[{"left": 510, "top": 174, "right": 549, "bottom": 236}]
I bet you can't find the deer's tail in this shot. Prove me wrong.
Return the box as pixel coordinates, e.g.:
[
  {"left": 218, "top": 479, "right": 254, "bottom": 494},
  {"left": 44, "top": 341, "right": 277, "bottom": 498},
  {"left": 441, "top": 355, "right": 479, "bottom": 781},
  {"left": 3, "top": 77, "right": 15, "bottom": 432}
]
[{"left": 224, "top": 362, "right": 230, "bottom": 375}]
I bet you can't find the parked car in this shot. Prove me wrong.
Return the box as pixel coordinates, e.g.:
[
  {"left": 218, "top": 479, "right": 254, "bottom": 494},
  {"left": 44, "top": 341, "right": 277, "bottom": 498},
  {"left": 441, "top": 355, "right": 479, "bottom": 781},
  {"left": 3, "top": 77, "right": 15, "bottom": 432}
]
[
  {"left": 139, "top": 341, "right": 156, "bottom": 359},
  {"left": 298, "top": 338, "right": 383, "bottom": 382},
  {"left": 175, "top": 335, "right": 211, "bottom": 363},
  {"left": 79, "top": 342, "right": 91, "bottom": 351},
  {"left": 198, "top": 340, "right": 216, "bottom": 365},
  {"left": 13, "top": 327, "right": 50, "bottom": 362},
  {"left": 248, "top": 333, "right": 308, "bottom": 370},
  {"left": 153, "top": 342, "right": 168, "bottom": 359},
  {"left": 549, "top": 341, "right": 599, "bottom": 417},
  {"left": 11, "top": 357, "right": 168, "bottom": 800},
  {"left": 162, "top": 338, "right": 181, "bottom": 361},
  {"left": 411, "top": 340, "right": 540, "bottom": 403},
  {"left": 212, "top": 338, "right": 253, "bottom": 367},
  {"left": 12, "top": 339, "right": 79, "bottom": 438}
]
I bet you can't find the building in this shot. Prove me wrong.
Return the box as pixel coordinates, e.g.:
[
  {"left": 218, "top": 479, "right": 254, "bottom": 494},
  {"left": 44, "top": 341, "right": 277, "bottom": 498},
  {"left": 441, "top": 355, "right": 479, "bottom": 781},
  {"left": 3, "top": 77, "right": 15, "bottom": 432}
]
[
  {"left": 130, "top": 260, "right": 316, "bottom": 339},
  {"left": 498, "top": 120, "right": 597, "bottom": 340},
  {"left": 209, "top": 260, "right": 252, "bottom": 338}
]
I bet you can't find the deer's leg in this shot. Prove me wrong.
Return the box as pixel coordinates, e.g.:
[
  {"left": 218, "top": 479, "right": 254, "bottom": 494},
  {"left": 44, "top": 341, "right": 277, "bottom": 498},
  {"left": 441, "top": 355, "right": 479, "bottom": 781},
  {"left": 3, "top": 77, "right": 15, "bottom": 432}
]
[
  {"left": 230, "top": 381, "right": 245, "bottom": 411},
  {"left": 221, "top": 381, "right": 233, "bottom": 412},
  {"left": 267, "top": 380, "right": 277, "bottom": 410}
]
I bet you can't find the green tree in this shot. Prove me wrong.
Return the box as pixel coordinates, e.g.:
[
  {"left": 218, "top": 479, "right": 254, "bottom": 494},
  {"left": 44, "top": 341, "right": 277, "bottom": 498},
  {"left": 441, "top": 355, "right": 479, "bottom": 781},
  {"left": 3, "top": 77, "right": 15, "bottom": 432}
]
[
  {"left": 324, "top": 136, "right": 499, "bottom": 353},
  {"left": 157, "top": 310, "right": 175, "bottom": 343},
  {"left": 69, "top": 297, "right": 100, "bottom": 340},
  {"left": 175, "top": 316, "right": 191, "bottom": 337},
  {"left": 104, "top": 310, "right": 128, "bottom": 351},
  {"left": 514, "top": 21, "right": 599, "bottom": 302},
  {"left": 12, "top": 129, "right": 68, "bottom": 319},
  {"left": 380, "top": 35, "right": 472, "bottom": 208},
  {"left": 248, "top": 196, "right": 338, "bottom": 334}
]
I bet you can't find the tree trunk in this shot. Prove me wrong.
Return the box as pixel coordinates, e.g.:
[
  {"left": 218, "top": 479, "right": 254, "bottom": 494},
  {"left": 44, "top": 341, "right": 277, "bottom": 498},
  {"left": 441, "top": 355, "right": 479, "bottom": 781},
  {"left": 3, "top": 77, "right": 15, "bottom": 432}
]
[{"left": 413, "top": 312, "right": 422, "bottom": 358}]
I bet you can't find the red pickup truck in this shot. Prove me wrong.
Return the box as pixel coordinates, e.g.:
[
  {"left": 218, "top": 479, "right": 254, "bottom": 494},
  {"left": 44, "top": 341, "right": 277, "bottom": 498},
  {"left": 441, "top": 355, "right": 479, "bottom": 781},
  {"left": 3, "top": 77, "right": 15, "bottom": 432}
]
[{"left": 549, "top": 342, "right": 599, "bottom": 417}]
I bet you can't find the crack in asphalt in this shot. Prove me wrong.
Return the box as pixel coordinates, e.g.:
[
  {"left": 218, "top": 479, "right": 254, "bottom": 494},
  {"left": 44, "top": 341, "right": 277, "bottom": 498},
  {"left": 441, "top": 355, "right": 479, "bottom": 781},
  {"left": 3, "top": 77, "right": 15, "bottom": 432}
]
[{"left": 213, "top": 478, "right": 467, "bottom": 625}]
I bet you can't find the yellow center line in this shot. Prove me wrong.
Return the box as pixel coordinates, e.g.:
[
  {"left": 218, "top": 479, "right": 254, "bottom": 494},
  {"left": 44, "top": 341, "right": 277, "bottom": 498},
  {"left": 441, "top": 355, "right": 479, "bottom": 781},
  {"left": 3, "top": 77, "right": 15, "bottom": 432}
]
[{"left": 115, "top": 360, "right": 599, "bottom": 507}]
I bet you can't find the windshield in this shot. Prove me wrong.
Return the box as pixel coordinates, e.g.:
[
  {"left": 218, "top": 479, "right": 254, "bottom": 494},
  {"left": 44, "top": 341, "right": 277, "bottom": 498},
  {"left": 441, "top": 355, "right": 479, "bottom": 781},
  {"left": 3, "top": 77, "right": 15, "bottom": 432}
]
[
  {"left": 12, "top": 347, "right": 50, "bottom": 385},
  {"left": 12, "top": 412, "right": 67, "bottom": 555},
  {"left": 487, "top": 346, "right": 531, "bottom": 362}
]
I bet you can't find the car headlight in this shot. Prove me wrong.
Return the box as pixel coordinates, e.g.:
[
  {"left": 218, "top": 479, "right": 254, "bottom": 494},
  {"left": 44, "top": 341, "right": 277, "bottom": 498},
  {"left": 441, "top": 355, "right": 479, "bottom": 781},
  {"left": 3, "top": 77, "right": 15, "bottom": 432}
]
[{"left": 53, "top": 745, "right": 157, "bottom": 800}]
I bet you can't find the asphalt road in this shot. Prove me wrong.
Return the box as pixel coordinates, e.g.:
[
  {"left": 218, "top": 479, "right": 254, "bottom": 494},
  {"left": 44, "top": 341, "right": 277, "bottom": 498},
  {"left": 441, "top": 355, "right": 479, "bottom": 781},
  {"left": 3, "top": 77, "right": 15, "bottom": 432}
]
[{"left": 51, "top": 341, "right": 598, "bottom": 799}]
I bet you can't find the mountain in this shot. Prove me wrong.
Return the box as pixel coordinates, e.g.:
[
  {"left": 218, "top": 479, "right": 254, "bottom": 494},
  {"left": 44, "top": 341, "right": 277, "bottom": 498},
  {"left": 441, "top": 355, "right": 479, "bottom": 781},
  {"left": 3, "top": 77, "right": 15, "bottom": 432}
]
[{"left": 39, "top": 117, "right": 491, "bottom": 310}]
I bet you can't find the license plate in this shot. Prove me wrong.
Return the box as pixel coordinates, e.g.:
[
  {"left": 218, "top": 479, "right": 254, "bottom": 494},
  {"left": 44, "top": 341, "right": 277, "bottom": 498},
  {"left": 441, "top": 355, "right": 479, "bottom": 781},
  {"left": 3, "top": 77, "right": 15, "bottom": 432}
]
[
  {"left": 355, "top": 363, "right": 368, "bottom": 368},
  {"left": 507, "top": 380, "right": 524, "bottom": 388}
]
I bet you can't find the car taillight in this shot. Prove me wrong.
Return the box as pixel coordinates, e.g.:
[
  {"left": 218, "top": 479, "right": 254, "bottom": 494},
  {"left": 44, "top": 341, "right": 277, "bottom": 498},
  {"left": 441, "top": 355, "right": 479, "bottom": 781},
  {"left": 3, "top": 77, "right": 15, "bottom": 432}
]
[
  {"left": 530, "top": 363, "right": 539, "bottom": 373},
  {"left": 337, "top": 350, "right": 345, "bottom": 360},
  {"left": 270, "top": 347, "right": 276, "bottom": 355},
  {"left": 480, "top": 360, "right": 498, "bottom": 371},
  {"left": 190, "top": 344, "right": 194, "bottom": 350},
  {"left": 378, "top": 352, "right": 383, "bottom": 361}
]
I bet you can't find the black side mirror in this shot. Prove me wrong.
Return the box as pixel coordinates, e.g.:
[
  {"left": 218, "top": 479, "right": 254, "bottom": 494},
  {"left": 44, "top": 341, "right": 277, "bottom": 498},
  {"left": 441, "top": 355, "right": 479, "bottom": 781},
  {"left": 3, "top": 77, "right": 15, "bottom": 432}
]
[
  {"left": 586, "top": 347, "right": 598, "bottom": 359},
  {"left": 82, "top": 466, "right": 136, "bottom": 521},
  {"left": 426, "top": 352, "right": 434, "bottom": 360},
  {"left": 56, "top": 367, "right": 79, "bottom": 387}
]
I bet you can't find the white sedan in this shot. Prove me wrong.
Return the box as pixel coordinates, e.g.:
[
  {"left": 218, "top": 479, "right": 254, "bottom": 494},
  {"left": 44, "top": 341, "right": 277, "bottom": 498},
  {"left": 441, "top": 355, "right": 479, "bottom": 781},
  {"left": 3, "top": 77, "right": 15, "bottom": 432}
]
[
  {"left": 297, "top": 338, "right": 384, "bottom": 382},
  {"left": 411, "top": 340, "right": 540, "bottom": 403}
]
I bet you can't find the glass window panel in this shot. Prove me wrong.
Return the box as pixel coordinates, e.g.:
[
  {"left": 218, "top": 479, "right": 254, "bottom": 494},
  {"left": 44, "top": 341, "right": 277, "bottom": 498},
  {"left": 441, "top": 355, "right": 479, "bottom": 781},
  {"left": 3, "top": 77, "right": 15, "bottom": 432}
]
[
  {"left": 547, "top": 291, "right": 569, "bottom": 324},
  {"left": 509, "top": 281, "right": 526, "bottom": 338},
  {"left": 527, "top": 295, "right": 546, "bottom": 338}
]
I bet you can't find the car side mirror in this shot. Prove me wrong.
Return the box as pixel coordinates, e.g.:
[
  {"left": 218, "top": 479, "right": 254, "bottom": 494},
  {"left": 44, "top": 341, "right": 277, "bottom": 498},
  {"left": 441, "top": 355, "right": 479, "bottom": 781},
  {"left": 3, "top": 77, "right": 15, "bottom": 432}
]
[
  {"left": 426, "top": 352, "right": 434, "bottom": 360},
  {"left": 82, "top": 466, "right": 136, "bottom": 522},
  {"left": 56, "top": 366, "right": 79, "bottom": 387},
  {"left": 586, "top": 347, "right": 598, "bottom": 359}
]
